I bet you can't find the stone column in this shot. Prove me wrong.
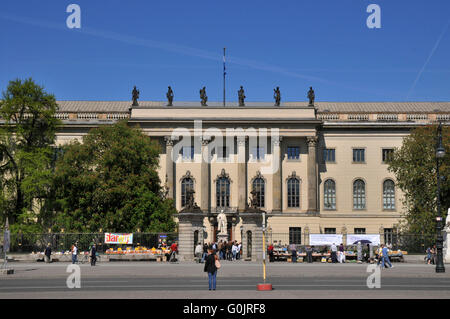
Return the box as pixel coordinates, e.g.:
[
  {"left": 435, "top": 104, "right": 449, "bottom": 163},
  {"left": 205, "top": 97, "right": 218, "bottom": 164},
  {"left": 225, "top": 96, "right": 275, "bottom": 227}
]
[
  {"left": 307, "top": 136, "right": 318, "bottom": 212},
  {"left": 272, "top": 136, "right": 282, "bottom": 212},
  {"left": 200, "top": 137, "right": 210, "bottom": 211},
  {"left": 304, "top": 226, "right": 310, "bottom": 246},
  {"left": 237, "top": 136, "right": 247, "bottom": 212},
  {"left": 341, "top": 226, "right": 347, "bottom": 246},
  {"left": 379, "top": 226, "right": 385, "bottom": 245},
  {"left": 164, "top": 136, "right": 174, "bottom": 199}
]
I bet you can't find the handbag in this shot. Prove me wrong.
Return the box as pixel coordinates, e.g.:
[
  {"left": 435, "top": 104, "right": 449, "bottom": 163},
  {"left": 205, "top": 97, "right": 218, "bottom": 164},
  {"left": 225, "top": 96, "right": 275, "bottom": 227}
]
[{"left": 215, "top": 259, "right": 221, "bottom": 269}]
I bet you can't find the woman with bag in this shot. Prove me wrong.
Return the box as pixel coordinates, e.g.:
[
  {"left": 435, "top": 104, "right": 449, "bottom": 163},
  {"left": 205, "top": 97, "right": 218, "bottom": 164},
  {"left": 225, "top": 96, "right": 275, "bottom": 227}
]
[{"left": 204, "top": 249, "right": 220, "bottom": 290}]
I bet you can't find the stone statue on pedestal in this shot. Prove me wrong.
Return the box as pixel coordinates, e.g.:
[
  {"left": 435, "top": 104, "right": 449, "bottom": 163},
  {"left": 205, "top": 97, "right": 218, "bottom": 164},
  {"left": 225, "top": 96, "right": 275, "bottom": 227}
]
[
  {"left": 179, "top": 186, "right": 201, "bottom": 213},
  {"left": 217, "top": 211, "right": 227, "bottom": 235},
  {"left": 443, "top": 208, "right": 450, "bottom": 263}
]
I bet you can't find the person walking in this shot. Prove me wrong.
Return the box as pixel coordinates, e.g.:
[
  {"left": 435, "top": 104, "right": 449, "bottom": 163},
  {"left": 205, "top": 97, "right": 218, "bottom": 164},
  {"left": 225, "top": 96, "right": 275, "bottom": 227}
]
[
  {"left": 237, "top": 242, "right": 242, "bottom": 260},
  {"left": 381, "top": 244, "right": 393, "bottom": 269},
  {"left": 289, "top": 243, "right": 297, "bottom": 263},
  {"left": 268, "top": 243, "right": 274, "bottom": 262},
  {"left": 306, "top": 245, "right": 313, "bottom": 263},
  {"left": 204, "top": 249, "right": 219, "bottom": 290},
  {"left": 44, "top": 243, "right": 52, "bottom": 263},
  {"left": 201, "top": 243, "right": 208, "bottom": 263},
  {"left": 330, "top": 243, "right": 338, "bottom": 263},
  {"left": 338, "top": 243, "right": 345, "bottom": 263},
  {"left": 169, "top": 241, "right": 178, "bottom": 262},
  {"left": 232, "top": 242, "right": 239, "bottom": 261},
  {"left": 195, "top": 242, "right": 203, "bottom": 262},
  {"left": 90, "top": 243, "right": 97, "bottom": 266},
  {"left": 431, "top": 245, "right": 437, "bottom": 265},
  {"left": 71, "top": 243, "right": 78, "bottom": 264}
]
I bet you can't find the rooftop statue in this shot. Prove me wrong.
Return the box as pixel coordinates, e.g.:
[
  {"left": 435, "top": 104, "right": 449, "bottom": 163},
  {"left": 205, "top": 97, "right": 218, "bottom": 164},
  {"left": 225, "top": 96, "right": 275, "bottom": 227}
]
[
  {"left": 308, "top": 86, "right": 315, "bottom": 106},
  {"left": 200, "top": 86, "right": 208, "bottom": 106},
  {"left": 166, "top": 86, "right": 174, "bottom": 106},
  {"left": 274, "top": 86, "right": 281, "bottom": 106},
  {"left": 132, "top": 86, "right": 140, "bottom": 106},
  {"left": 238, "top": 86, "right": 246, "bottom": 107}
]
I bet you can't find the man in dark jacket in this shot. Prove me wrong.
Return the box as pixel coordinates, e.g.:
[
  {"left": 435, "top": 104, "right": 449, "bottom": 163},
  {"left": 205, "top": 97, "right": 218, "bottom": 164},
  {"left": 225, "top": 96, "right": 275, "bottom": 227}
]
[
  {"left": 204, "top": 249, "right": 218, "bottom": 290},
  {"left": 90, "top": 244, "right": 97, "bottom": 266},
  {"left": 306, "top": 245, "right": 313, "bottom": 263},
  {"left": 44, "top": 243, "right": 52, "bottom": 263}
]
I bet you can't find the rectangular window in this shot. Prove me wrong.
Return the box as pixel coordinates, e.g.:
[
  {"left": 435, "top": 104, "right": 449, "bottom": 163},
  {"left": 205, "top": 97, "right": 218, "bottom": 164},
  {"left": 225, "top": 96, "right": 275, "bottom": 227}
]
[
  {"left": 251, "top": 147, "right": 265, "bottom": 160},
  {"left": 289, "top": 227, "right": 302, "bottom": 245},
  {"left": 353, "top": 148, "right": 365, "bottom": 163},
  {"left": 384, "top": 228, "right": 394, "bottom": 246},
  {"left": 324, "top": 228, "right": 336, "bottom": 234},
  {"left": 182, "top": 146, "right": 194, "bottom": 160},
  {"left": 287, "top": 146, "right": 300, "bottom": 160},
  {"left": 323, "top": 148, "right": 336, "bottom": 162},
  {"left": 382, "top": 148, "right": 394, "bottom": 163},
  {"left": 354, "top": 228, "right": 366, "bottom": 234}
]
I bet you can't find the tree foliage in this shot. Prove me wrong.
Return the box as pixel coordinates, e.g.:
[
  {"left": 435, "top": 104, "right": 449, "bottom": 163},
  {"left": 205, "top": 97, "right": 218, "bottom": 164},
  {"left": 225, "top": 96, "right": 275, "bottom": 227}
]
[
  {"left": 387, "top": 125, "right": 450, "bottom": 235},
  {"left": 0, "top": 78, "right": 60, "bottom": 231},
  {"left": 51, "top": 121, "right": 176, "bottom": 233}
]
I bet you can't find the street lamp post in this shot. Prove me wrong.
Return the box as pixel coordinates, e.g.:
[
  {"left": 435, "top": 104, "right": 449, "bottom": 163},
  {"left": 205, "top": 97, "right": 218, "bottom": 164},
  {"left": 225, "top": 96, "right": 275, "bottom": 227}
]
[{"left": 435, "top": 122, "right": 446, "bottom": 273}]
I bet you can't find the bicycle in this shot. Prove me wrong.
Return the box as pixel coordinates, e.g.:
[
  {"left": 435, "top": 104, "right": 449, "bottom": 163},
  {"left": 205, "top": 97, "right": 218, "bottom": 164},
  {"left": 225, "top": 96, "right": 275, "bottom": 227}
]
[{"left": 77, "top": 252, "right": 90, "bottom": 264}]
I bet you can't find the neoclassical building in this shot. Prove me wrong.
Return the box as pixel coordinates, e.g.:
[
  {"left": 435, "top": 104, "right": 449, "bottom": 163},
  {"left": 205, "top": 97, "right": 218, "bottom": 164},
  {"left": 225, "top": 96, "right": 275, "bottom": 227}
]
[{"left": 55, "top": 99, "right": 450, "bottom": 249}]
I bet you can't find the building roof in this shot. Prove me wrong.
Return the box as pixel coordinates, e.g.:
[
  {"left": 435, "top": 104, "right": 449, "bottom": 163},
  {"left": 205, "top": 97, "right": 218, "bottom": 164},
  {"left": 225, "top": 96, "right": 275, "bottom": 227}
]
[{"left": 55, "top": 100, "right": 450, "bottom": 113}]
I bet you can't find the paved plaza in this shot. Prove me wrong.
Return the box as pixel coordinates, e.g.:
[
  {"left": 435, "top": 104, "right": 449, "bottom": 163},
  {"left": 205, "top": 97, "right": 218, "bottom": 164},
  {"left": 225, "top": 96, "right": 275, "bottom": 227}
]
[{"left": 1, "top": 261, "right": 450, "bottom": 299}]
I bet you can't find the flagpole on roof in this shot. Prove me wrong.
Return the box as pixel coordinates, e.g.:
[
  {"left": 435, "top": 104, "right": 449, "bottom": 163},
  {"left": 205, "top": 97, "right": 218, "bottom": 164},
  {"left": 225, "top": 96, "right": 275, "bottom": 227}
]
[{"left": 223, "top": 47, "right": 226, "bottom": 107}]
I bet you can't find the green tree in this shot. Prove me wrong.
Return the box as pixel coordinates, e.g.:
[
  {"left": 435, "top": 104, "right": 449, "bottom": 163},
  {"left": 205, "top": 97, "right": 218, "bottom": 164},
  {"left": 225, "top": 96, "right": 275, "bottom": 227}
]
[
  {"left": 52, "top": 121, "right": 176, "bottom": 232},
  {"left": 0, "top": 78, "right": 60, "bottom": 231},
  {"left": 387, "top": 125, "right": 450, "bottom": 236}
]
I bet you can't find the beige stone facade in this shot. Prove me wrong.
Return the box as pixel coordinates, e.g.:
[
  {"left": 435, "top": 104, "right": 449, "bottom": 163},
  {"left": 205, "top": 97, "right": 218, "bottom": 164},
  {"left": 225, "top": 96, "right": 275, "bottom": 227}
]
[{"left": 54, "top": 100, "right": 450, "bottom": 246}]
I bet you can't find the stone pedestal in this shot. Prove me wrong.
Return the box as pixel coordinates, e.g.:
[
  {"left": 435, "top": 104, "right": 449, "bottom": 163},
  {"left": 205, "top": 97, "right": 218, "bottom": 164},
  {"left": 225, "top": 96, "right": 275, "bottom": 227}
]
[
  {"left": 217, "top": 232, "right": 228, "bottom": 243},
  {"left": 444, "top": 227, "right": 450, "bottom": 264},
  {"left": 177, "top": 211, "right": 205, "bottom": 261}
]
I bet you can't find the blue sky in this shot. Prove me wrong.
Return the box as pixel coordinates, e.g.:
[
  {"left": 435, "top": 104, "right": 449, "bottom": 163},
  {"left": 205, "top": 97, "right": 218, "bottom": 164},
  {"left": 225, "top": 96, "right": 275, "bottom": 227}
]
[{"left": 1, "top": 0, "right": 450, "bottom": 103}]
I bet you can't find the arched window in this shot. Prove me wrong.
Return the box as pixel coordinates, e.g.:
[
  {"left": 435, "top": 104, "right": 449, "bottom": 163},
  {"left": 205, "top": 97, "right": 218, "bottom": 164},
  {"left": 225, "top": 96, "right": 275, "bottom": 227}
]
[
  {"left": 383, "top": 179, "right": 395, "bottom": 210},
  {"left": 216, "top": 177, "right": 230, "bottom": 207},
  {"left": 252, "top": 177, "right": 265, "bottom": 207},
  {"left": 324, "top": 179, "right": 336, "bottom": 210},
  {"left": 353, "top": 179, "right": 366, "bottom": 210},
  {"left": 181, "top": 177, "right": 194, "bottom": 207},
  {"left": 287, "top": 177, "right": 300, "bottom": 208}
]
